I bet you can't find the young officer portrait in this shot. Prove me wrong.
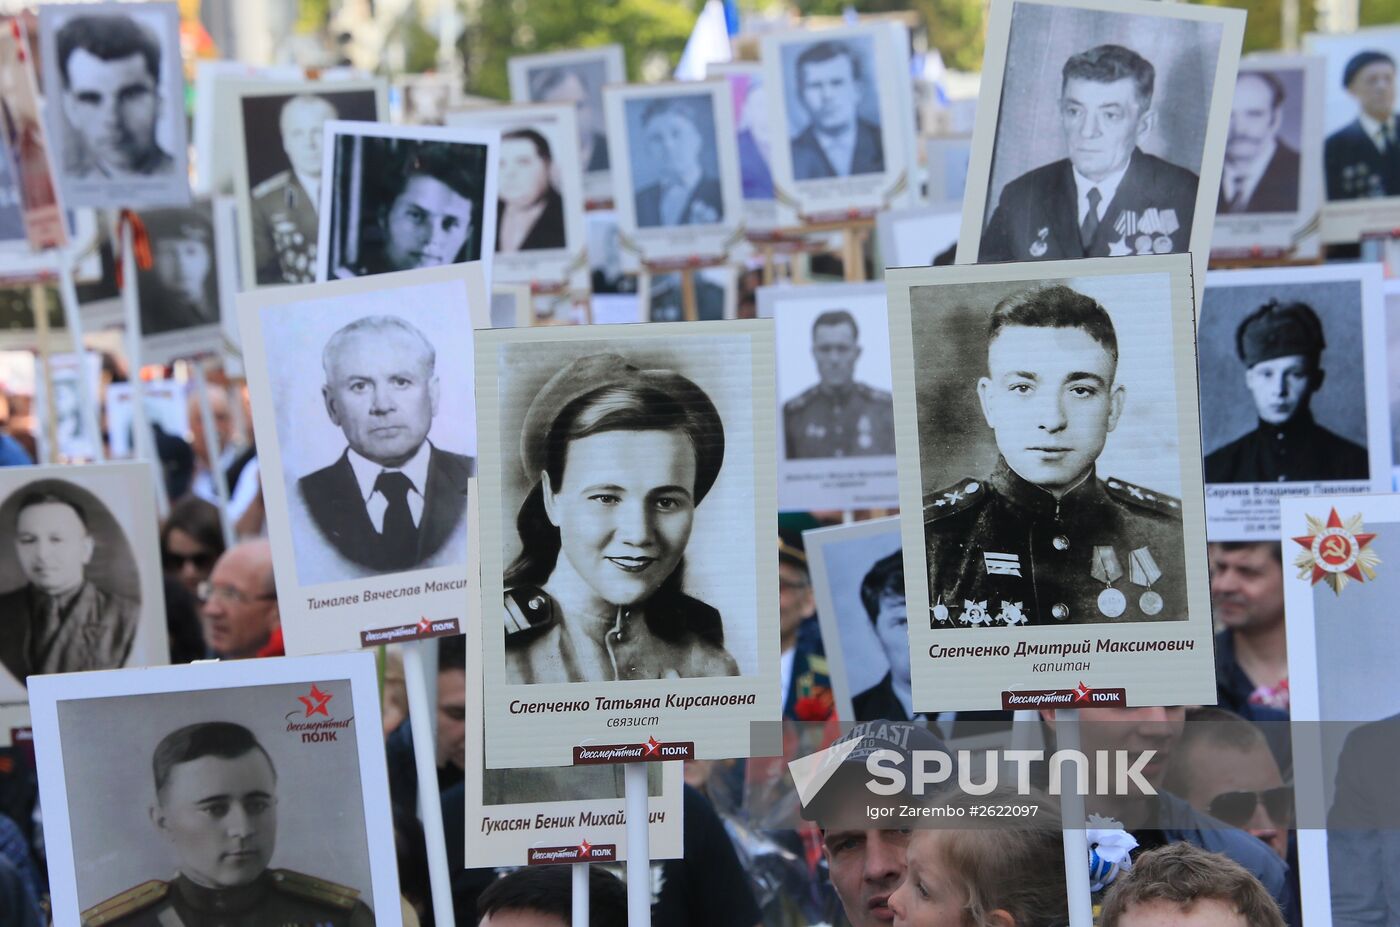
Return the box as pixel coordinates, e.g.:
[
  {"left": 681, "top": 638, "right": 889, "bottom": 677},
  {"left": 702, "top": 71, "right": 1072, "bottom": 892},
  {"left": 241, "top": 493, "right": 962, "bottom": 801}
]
[
  {"left": 1220, "top": 70, "right": 1302, "bottom": 214},
  {"left": 1203, "top": 299, "right": 1369, "bottom": 484},
  {"left": 0, "top": 483, "right": 140, "bottom": 686},
  {"left": 79, "top": 721, "right": 374, "bottom": 927},
  {"left": 1323, "top": 49, "right": 1400, "bottom": 200},
  {"left": 920, "top": 284, "right": 1187, "bottom": 627},
  {"left": 298, "top": 315, "right": 473, "bottom": 575},
  {"left": 786, "top": 38, "right": 885, "bottom": 181},
  {"left": 783, "top": 310, "right": 895, "bottom": 460}
]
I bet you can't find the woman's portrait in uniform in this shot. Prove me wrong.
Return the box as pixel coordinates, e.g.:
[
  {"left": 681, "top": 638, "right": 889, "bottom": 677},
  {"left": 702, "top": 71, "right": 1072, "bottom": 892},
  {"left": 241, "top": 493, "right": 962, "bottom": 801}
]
[
  {"left": 502, "top": 352, "right": 740, "bottom": 684},
  {"left": 496, "top": 128, "right": 566, "bottom": 253},
  {"left": 325, "top": 129, "right": 493, "bottom": 280}
]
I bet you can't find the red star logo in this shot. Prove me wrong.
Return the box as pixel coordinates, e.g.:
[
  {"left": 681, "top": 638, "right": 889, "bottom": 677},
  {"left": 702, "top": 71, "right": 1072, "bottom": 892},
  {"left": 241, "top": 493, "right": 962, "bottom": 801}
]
[
  {"left": 1073, "top": 682, "right": 1093, "bottom": 703},
  {"left": 417, "top": 617, "right": 432, "bottom": 634},
  {"left": 1292, "top": 508, "right": 1380, "bottom": 593},
  {"left": 577, "top": 839, "right": 592, "bottom": 857},
  {"left": 297, "top": 684, "right": 333, "bottom": 718},
  {"left": 643, "top": 736, "right": 660, "bottom": 756}
]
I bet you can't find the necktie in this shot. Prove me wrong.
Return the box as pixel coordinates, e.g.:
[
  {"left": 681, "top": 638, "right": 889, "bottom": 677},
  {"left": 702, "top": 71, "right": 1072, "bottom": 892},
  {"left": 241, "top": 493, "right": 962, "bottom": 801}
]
[
  {"left": 374, "top": 471, "right": 418, "bottom": 568},
  {"left": 1080, "top": 187, "right": 1102, "bottom": 251}
]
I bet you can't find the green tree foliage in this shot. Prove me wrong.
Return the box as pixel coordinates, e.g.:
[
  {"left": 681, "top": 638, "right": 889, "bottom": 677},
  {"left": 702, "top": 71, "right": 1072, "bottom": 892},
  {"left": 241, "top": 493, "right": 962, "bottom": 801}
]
[
  {"left": 1360, "top": 0, "right": 1400, "bottom": 27},
  {"left": 461, "top": 0, "right": 698, "bottom": 101},
  {"left": 1195, "top": 0, "right": 1319, "bottom": 54},
  {"left": 793, "top": 0, "right": 988, "bottom": 72}
]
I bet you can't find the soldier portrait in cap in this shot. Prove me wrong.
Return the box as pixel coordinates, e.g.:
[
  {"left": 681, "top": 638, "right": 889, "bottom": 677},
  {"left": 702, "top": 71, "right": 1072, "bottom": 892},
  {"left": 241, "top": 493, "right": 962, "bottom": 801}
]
[
  {"left": 320, "top": 123, "right": 496, "bottom": 283},
  {"left": 1324, "top": 47, "right": 1400, "bottom": 201},
  {"left": 961, "top": 1, "right": 1241, "bottom": 267},
  {"left": 135, "top": 202, "right": 226, "bottom": 365},
  {"left": 32, "top": 657, "right": 399, "bottom": 927},
  {"left": 230, "top": 81, "right": 384, "bottom": 291}
]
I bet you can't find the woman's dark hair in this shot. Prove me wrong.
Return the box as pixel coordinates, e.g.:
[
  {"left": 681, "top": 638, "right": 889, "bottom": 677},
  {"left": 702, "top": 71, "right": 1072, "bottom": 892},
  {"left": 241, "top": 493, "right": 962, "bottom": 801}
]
[
  {"left": 160, "top": 495, "right": 225, "bottom": 560},
  {"left": 502, "top": 127, "right": 553, "bottom": 165},
  {"left": 505, "top": 381, "right": 724, "bottom": 645}
]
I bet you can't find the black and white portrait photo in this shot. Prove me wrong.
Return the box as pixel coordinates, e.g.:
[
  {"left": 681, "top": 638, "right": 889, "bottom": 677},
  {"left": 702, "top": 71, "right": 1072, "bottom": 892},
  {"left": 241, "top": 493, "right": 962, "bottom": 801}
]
[
  {"left": 509, "top": 46, "right": 624, "bottom": 201},
  {"left": 1220, "top": 69, "right": 1303, "bottom": 215},
  {"left": 0, "top": 464, "right": 168, "bottom": 701},
  {"left": 476, "top": 322, "right": 778, "bottom": 767},
  {"left": 963, "top": 0, "right": 1241, "bottom": 267},
  {"left": 37, "top": 2, "right": 190, "bottom": 209},
  {"left": 319, "top": 123, "right": 496, "bottom": 284},
  {"left": 230, "top": 80, "right": 385, "bottom": 290},
  {"left": 782, "top": 37, "right": 885, "bottom": 182},
  {"left": 135, "top": 201, "right": 228, "bottom": 364},
  {"left": 240, "top": 263, "right": 488, "bottom": 656},
  {"left": 1306, "top": 29, "right": 1400, "bottom": 203},
  {"left": 1197, "top": 267, "right": 1388, "bottom": 522},
  {"left": 28, "top": 654, "right": 400, "bottom": 927},
  {"left": 34, "top": 352, "right": 102, "bottom": 463}
]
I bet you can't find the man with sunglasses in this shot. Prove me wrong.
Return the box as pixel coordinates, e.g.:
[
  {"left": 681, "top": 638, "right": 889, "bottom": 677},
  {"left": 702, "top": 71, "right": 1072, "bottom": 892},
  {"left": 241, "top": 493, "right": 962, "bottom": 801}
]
[{"left": 197, "top": 540, "right": 280, "bottom": 659}]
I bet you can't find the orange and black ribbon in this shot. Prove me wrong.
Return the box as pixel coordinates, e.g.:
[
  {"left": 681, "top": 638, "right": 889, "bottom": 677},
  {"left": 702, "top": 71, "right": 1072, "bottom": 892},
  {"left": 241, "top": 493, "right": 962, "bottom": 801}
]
[{"left": 115, "top": 208, "right": 153, "bottom": 289}]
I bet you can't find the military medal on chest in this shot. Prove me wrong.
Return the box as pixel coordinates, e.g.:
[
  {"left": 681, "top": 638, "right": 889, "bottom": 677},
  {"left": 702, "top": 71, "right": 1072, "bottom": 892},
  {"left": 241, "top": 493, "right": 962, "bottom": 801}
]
[
  {"left": 1091, "top": 545, "right": 1126, "bottom": 618},
  {"left": 1129, "top": 546, "right": 1163, "bottom": 616}
]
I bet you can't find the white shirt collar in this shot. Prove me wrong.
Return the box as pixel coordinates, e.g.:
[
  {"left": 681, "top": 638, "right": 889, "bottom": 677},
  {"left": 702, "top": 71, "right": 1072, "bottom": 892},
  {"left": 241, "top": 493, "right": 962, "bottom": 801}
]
[
  {"left": 1072, "top": 157, "right": 1133, "bottom": 224},
  {"left": 1223, "top": 136, "right": 1278, "bottom": 206},
  {"left": 1359, "top": 112, "right": 1393, "bottom": 150},
  {"left": 346, "top": 441, "right": 432, "bottom": 503}
]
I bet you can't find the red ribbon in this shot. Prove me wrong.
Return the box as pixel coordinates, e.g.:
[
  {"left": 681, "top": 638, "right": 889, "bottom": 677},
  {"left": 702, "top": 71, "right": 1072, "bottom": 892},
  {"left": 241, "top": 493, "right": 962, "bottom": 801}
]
[{"left": 115, "top": 209, "right": 153, "bottom": 289}]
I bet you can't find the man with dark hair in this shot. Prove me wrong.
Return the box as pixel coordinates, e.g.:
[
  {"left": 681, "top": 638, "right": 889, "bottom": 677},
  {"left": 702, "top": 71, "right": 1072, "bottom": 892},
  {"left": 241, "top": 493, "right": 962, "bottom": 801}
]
[
  {"left": 1324, "top": 49, "right": 1400, "bottom": 200},
  {"left": 634, "top": 98, "right": 722, "bottom": 227},
  {"left": 1221, "top": 71, "right": 1301, "bottom": 214},
  {"left": 924, "top": 284, "right": 1186, "bottom": 626},
  {"left": 1208, "top": 542, "right": 1291, "bottom": 722},
  {"left": 252, "top": 94, "right": 339, "bottom": 285},
  {"left": 55, "top": 13, "right": 174, "bottom": 179},
  {"left": 1204, "top": 300, "right": 1368, "bottom": 483},
  {"left": 784, "top": 310, "right": 895, "bottom": 459},
  {"left": 790, "top": 40, "right": 885, "bottom": 180},
  {"left": 850, "top": 550, "right": 914, "bottom": 722},
  {"left": 1100, "top": 842, "right": 1287, "bottom": 927},
  {"left": 0, "top": 487, "right": 139, "bottom": 685},
  {"left": 980, "top": 44, "right": 1199, "bottom": 261},
  {"left": 82, "top": 721, "right": 374, "bottom": 925},
  {"left": 478, "top": 865, "right": 627, "bottom": 926}
]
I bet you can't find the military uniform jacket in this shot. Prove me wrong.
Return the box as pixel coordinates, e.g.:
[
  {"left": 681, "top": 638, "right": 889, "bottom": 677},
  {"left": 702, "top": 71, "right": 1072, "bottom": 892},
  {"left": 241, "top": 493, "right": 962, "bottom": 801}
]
[
  {"left": 504, "top": 586, "right": 739, "bottom": 683},
  {"left": 80, "top": 869, "right": 374, "bottom": 927},
  {"left": 251, "top": 170, "right": 319, "bottom": 285},
  {"left": 783, "top": 382, "right": 896, "bottom": 460},
  {"left": 1324, "top": 117, "right": 1400, "bottom": 200},
  {"left": 978, "top": 148, "right": 1199, "bottom": 262},
  {"left": 0, "top": 581, "right": 138, "bottom": 686},
  {"left": 923, "top": 459, "right": 1187, "bottom": 627},
  {"left": 1203, "top": 410, "right": 1369, "bottom": 484}
]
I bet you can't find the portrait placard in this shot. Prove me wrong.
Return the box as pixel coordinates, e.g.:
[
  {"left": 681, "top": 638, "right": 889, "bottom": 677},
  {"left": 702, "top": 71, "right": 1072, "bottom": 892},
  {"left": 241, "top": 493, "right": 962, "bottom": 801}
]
[
  {"left": 105, "top": 380, "right": 185, "bottom": 460},
  {"left": 476, "top": 320, "right": 779, "bottom": 768},
  {"left": 29, "top": 652, "right": 400, "bottom": 927},
  {"left": 957, "top": 0, "right": 1244, "bottom": 306},
  {"left": 33, "top": 351, "right": 101, "bottom": 464},
  {"left": 804, "top": 516, "right": 916, "bottom": 724},
  {"left": 391, "top": 72, "right": 467, "bottom": 126},
  {"left": 876, "top": 205, "right": 961, "bottom": 268},
  {"left": 36, "top": 2, "right": 190, "bottom": 210},
  {"left": 639, "top": 267, "right": 736, "bottom": 322},
  {"left": 228, "top": 78, "right": 387, "bottom": 291},
  {"left": 238, "top": 262, "right": 488, "bottom": 656},
  {"left": 605, "top": 80, "right": 744, "bottom": 271},
  {"left": 1281, "top": 492, "right": 1400, "bottom": 927},
  {"left": 443, "top": 103, "right": 586, "bottom": 293},
  {"left": 508, "top": 45, "right": 625, "bottom": 204},
  {"left": 708, "top": 62, "right": 792, "bottom": 232},
  {"left": 316, "top": 120, "right": 497, "bottom": 286},
  {"left": 1200, "top": 264, "right": 1389, "bottom": 541},
  {"left": 0, "top": 462, "right": 169, "bottom": 703},
  {"left": 758, "top": 282, "right": 898, "bottom": 511},
  {"left": 136, "top": 199, "right": 226, "bottom": 365},
  {"left": 0, "top": 14, "right": 65, "bottom": 249},
  {"left": 1210, "top": 55, "right": 1325, "bottom": 259},
  {"left": 761, "top": 23, "right": 917, "bottom": 220},
  {"left": 1304, "top": 27, "right": 1400, "bottom": 243},
  {"left": 887, "top": 254, "right": 1213, "bottom": 713},
  {"left": 463, "top": 615, "right": 684, "bottom": 866},
  {"left": 192, "top": 60, "right": 299, "bottom": 196}
]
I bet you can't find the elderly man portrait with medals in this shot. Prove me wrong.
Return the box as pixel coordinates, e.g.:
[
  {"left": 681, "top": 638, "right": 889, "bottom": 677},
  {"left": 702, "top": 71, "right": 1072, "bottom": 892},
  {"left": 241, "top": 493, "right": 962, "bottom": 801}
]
[{"left": 923, "top": 284, "right": 1187, "bottom": 627}]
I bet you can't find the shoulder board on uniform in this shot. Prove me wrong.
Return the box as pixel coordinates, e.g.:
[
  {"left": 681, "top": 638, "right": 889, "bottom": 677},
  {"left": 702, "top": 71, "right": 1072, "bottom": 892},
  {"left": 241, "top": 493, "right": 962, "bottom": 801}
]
[
  {"left": 854, "top": 382, "right": 892, "bottom": 402},
  {"left": 784, "top": 384, "right": 820, "bottom": 412},
  {"left": 923, "top": 477, "right": 988, "bottom": 522},
  {"left": 81, "top": 880, "right": 169, "bottom": 926},
  {"left": 505, "top": 586, "right": 555, "bottom": 637},
  {"left": 251, "top": 171, "right": 288, "bottom": 198},
  {"left": 269, "top": 868, "right": 361, "bottom": 911},
  {"left": 1103, "top": 477, "right": 1181, "bottom": 517}
]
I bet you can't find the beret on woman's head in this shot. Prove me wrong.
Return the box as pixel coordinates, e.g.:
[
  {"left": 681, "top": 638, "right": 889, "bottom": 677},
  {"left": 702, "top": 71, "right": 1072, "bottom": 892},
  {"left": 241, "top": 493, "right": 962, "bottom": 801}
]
[{"left": 520, "top": 353, "right": 725, "bottom": 500}]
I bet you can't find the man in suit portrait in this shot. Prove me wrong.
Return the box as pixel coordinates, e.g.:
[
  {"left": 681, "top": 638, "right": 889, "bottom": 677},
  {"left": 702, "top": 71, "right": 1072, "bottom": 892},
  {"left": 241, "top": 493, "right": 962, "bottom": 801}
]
[
  {"left": 789, "top": 40, "right": 885, "bottom": 181},
  {"left": 299, "top": 315, "right": 473, "bottom": 574},
  {"left": 979, "top": 44, "right": 1200, "bottom": 262},
  {"left": 0, "top": 488, "right": 138, "bottom": 686},
  {"left": 633, "top": 98, "right": 723, "bottom": 228},
  {"left": 1220, "top": 71, "right": 1300, "bottom": 214},
  {"left": 1324, "top": 50, "right": 1400, "bottom": 201}
]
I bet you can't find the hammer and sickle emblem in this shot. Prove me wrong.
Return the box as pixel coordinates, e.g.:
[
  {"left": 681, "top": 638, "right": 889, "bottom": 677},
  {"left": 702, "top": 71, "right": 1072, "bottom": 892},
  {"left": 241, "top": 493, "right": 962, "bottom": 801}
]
[{"left": 1322, "top": 536, "right": 1349, "bottom": 560}]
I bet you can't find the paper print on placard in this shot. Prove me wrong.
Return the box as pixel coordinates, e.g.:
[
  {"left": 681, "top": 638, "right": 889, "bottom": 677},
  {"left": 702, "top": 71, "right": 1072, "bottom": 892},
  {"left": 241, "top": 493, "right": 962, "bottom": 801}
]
[{"left": 887, "top": 254, "right": 1213, "bottom": 713}]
